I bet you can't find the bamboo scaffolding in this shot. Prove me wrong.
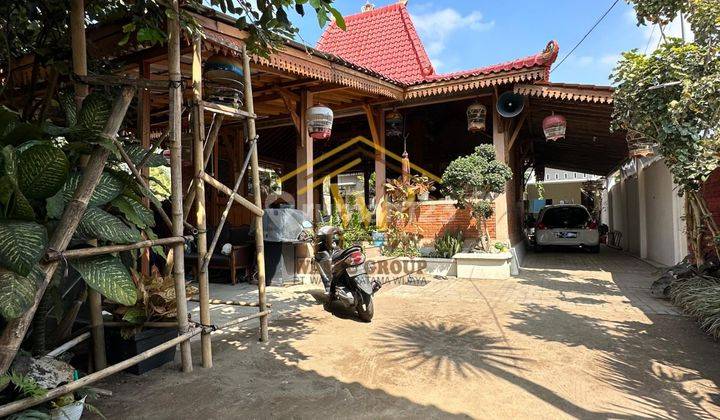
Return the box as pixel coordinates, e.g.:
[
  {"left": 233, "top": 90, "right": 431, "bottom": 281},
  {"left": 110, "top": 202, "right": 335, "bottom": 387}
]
[
  {"left": 203, "top": 139, "right": 256, "bottom": 271},
  {"left": 45, "top": 236, "right": 191, "bottom": 262},
  {"left": 0, "top": 87, "right": 135, "bottom": 376},
  {"left": 0, "top": 311, "right": 270, "bottom": 417},
  {"left": 202, "top": 173, "right": 263, "bottom": 217},
  {"left": 136, "top": 129, "right": 169, "bottom": 170},
  {"left": 243, "top": 47, "right": 269, "bottom": 342},
  {"left": 183, "top": 113, "right": 224, "bottom": 223},
  {"left": 75, "top": 74, "right": 174, "bottom": 90},
  {"left": 191, "top": 35, "right": 212, "bottom": 368},
  {"left": 168, "top": 0, "right": 193, "bottom": 373}
]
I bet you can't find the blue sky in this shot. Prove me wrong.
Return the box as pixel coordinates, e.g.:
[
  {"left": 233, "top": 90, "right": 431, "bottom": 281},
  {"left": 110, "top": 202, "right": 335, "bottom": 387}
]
[{"left": 287, "top": 0, "right": 679, "bottom": 86}]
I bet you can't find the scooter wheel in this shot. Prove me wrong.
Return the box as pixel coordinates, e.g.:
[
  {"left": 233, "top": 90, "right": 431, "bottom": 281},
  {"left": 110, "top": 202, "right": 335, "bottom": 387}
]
[{"left": 355, "top": 292, "right": 374, "bottom": 322}]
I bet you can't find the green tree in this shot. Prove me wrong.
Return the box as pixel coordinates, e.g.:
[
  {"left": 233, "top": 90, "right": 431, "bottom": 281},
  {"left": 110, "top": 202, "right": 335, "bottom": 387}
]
[
  {"left": 441, "top": 145, "right": 512, "bottom": 252},
  {"left": 612, "top": 0, "right": 720, "bottom": 264}
]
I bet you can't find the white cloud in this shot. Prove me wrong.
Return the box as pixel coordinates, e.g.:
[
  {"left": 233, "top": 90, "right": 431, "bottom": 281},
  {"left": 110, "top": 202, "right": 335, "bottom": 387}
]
[
  {"left": 600, "top": 54, "right": 620, "bottom": 66},
  {"left": 411, "top": 7, "right": 494, "bottom": 71}
]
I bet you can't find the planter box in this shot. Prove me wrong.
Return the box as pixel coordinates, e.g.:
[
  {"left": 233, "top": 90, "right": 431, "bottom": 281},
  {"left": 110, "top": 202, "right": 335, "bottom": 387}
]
[
  {"left": 106, "top": 327, "right": 177, "bottom": 375},
  {"left": 454, "top": 252, "right": 513, "bottom": 279},
  {"left": 421, "top": 257, "right": 456, "bottom": 277}
]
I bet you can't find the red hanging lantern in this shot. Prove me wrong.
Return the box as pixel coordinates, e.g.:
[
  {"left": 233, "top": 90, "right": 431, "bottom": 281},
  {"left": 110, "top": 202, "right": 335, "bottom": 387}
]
[
  {"left": 542, "top": 113, "right": 567, "bottom": 141},
  {"left": 306, "top": 104, "right": 334, "bottom": 140}
]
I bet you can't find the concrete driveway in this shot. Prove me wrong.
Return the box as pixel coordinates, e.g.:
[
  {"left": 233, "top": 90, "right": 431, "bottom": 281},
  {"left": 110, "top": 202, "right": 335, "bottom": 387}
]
[{"left": 96, "top": 247, "right": 720, "bottom": 419}]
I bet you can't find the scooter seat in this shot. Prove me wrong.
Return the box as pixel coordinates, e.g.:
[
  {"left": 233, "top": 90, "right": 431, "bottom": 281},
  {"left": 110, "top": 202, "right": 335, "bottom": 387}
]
[{"left": 332, "top": 246, "right": 361, "bottom": 261}]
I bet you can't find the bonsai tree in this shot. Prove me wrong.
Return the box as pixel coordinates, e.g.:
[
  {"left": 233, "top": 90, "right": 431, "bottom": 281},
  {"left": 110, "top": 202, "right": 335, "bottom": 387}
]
[
  {"left": 612, "top": 0, "right": 720, "bottom": 265},
  {"left": 441, "top": 145, "right": 512, "bottom": 252}
]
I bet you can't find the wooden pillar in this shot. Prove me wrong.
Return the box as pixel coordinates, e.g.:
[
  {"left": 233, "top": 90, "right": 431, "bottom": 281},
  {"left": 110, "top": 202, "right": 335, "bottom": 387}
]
[
  {"left": 191, "top": 36, "right": 212, "bottom": 368},
  {"left": 243, "top": 48, "right": 269, "bottom": 342},
  {"left": 168, "top": 0, "right": 193, "bottom": 372},
  {"left": 492, "top": 105, "right": 510, "bottom": 242},
  {"left": 138, "top": 61, "right": 151, "bottom": 277},
  {"left": 372, "top": 109, "right": 385, "bottom": 206},
  {"left": 297, "top": 90, "right": 314, "bottom": 219}
]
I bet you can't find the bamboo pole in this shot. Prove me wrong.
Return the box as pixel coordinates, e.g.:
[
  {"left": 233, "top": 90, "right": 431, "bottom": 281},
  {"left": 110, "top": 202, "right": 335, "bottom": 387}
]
[
  {"left": 45, "top": 236, "right": 191, "bottom": 262},
  {"left": 0, "top": 310, "right": 270, "bottom": 417},
  {"left": 189, "top": 297, "right": 271, "bottom": 308},
  {"left": 243, "top": 47, "right": 269, "bottom": 342},
  {"left": 47, "top": 332, "right": 91, "bottom": 358},
  {"left": 168, "top": 0, "right": 193, "bottom": 373},
  {"left": 88, "top": 290, "right": 106, "bottom": 370},
  {"left": 183, "top": 113, "right": 224, "bottom": 222},
  {"left": 202, "top": 173, "right": 263, "bottom": 217},
  {"left": 70, "top": 0, "right": 88, "bottom": 107},
  {"left": 203, "top": 140, "right": 256, "bottom": 271},
  {"left": 103, "top": 321, "right": 178, "bottom": 328},
  {"left": 191, "top": 35, "right": 213, "bottom": 369},
  {"left": 0, "top": 87, "right": 135, "bottom": 376}
]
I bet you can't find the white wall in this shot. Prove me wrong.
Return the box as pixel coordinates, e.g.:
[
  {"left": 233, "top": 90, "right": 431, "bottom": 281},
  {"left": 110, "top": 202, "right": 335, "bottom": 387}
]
[{"left": 607, "top": 158, "right": 687, "bottom": 266}]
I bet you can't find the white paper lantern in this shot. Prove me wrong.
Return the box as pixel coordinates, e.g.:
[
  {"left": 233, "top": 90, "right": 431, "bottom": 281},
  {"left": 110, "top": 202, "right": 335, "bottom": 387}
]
[{"left": 306, "top": 104, "right": 334, "bottom": 140}]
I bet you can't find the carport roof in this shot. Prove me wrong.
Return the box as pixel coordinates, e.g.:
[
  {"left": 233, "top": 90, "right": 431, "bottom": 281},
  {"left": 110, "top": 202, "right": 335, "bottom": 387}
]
[{"left": 515, "top": 83, "right": 627, "bottom": 176}]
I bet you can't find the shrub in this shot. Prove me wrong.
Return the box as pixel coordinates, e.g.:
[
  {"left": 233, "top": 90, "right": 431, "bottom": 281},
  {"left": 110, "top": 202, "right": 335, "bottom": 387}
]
[{"left": 433, "top": 230, "right": 463, "bottom": 258}]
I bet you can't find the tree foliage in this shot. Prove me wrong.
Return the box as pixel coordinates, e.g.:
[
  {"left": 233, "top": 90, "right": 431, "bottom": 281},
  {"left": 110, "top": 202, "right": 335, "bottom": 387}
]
[
  {"left": 613, "top": 0, "right": 720, "bottom": 263},
  {"left": 441, "top": 145, "right": 512, "bottom": 252}
]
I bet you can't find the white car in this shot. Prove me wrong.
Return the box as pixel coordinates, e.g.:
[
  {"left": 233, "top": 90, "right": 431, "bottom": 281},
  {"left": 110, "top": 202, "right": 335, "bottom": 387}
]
[{"left": 534, "top": 204, "right": 599, "bottom": 253}]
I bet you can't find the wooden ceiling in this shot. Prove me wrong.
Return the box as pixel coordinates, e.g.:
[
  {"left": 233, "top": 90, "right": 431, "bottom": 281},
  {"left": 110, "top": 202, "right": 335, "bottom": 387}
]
[{"left": 521, "top": 97, "right": 627, "bottom": 176}]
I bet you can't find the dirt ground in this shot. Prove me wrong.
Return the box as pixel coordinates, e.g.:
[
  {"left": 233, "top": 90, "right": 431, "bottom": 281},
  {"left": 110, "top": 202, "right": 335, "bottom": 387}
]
[{"left": 95, "top": 248, "right": 720, "bottom": 419}]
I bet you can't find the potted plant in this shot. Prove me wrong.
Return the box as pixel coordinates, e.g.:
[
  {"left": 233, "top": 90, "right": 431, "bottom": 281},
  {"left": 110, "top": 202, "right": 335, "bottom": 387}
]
[
  {"left": 441, "top": 145, "right": 512, "bottom": 252},
  {"left": 105, "top": 266, "right": 197, "bottom": 375},
  {"left": 415, "top": 177, "right": 435, "bottom": 201}
]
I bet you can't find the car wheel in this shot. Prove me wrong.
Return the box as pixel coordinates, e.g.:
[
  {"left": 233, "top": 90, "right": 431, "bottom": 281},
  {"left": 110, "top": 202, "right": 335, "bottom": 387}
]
[{"left": 589, "top": 245, "right": 600, "bottom": 253}]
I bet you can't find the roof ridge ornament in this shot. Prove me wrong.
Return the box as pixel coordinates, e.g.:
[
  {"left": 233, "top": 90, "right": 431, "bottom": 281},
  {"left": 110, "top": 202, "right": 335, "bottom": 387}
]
[{"left": 361, "top": 1, "right": 375, "bottom": 12}]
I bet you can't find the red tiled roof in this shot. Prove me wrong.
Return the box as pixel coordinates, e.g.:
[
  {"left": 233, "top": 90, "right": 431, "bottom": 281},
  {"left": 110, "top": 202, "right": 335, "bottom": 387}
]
[
  {"left": 419, "top": 41, "right": 560, "bottom": 85},
  {"left": 316, "top": 3, "right": 435, "bottom": 84},
  {"left": 316, "top": 3, "right": 559, "bottom": 86}
]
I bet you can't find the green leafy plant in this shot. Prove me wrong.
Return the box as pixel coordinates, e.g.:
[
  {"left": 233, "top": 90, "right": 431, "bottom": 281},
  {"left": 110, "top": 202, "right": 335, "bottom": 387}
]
[
  {"left": 0, "top": 371, "right": 48, "bottom": 398},
  {"left": 432, "top": 230, "right": 463, "bottom": 258},
  {"left": 382, "top": 176, "right": 431, "bottom": 257},
  {"left": 0, "top": 93, "right": 169, "bottom": 320},
  {"left": 441, "top": 145, "right": 512, "bottom": 252}
]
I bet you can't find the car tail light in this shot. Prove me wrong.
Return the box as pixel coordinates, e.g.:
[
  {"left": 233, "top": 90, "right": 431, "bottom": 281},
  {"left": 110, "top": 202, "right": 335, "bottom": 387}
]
[
  {"left": 345, "top": 251, "right": 365, "bottom": 266},
  {"left": 587, "top": 220, "right": 598, "bottom": 229},
  {"left": 536, "top": 222, "right": 547, "bottom": 230}
]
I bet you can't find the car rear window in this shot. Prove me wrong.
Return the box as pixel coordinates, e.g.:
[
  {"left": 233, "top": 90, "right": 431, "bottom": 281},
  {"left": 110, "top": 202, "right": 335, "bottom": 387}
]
[{"left": 540, "top": 207, "right": 590, "bottom": 228}]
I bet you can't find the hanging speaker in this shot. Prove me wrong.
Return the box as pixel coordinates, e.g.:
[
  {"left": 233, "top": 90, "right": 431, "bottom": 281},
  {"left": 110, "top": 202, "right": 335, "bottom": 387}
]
[{"left": 496, "top": 92, "right": 525, "bottom": 118}]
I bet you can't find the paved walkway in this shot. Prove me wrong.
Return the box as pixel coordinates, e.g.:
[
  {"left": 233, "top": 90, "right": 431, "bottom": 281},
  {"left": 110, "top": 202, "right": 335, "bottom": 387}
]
[{"left": 97, "top": 247, "right": 720, "bottom": 419}]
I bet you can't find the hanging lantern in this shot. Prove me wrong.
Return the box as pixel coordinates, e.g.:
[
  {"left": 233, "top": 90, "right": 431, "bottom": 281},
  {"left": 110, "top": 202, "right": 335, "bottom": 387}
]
[
  {"left": 306, "top": 104, "right": 334, "bottom": 140},
  {"left": 466, "top": 102, "right": 487, "bottom": 133},
  {"left": 386, "top": 109, "right": 403, "bottom": 137},
  {"left": 626, "top": 128, "right": 655, "bottom": 158},
  {"left": 204, "top": 54, "right": 245, "bottom": 109},
  {"left": 542, "top": 113, "right": 567, "bottom": 141}
]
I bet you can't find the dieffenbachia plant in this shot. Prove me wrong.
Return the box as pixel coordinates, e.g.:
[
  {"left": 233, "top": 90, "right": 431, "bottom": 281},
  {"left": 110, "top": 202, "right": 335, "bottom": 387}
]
[{"left": 0, "top": 92, "right": 168, "bottom": 320}]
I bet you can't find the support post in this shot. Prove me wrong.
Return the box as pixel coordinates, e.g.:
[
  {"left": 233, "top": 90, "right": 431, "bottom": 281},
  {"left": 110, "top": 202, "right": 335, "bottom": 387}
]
[
  {"left": 70, "top": 0, "right": 88, "bottom": 107},
  {"left": 243, "top": 47, "right": 269, "bottom": 342},
  {"left": 297, "top": 90, "right": 314, "bottom": 219},
  {"left": 168, "top": 0, "right": 193, "bottom": 372},
  {"left": 492, "top": 106, "right": 510, "bottom": 242},
  {"left": 191, "top": 35, "right": 212, "bottom": 368},
  {"left": 138, "top": 60, "right": 152, "bottom": 276},
  {"left": 88, "top": 290, "right": 106, "bottom": 370},
  {"left": 637, "top": 157, "right": 648, "bottom": 259}
]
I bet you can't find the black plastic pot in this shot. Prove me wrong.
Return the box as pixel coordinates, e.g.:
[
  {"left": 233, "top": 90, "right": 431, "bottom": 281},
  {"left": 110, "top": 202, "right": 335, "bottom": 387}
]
[{"left": 106, "top": 327, "right": 177, "bottom": 375}]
